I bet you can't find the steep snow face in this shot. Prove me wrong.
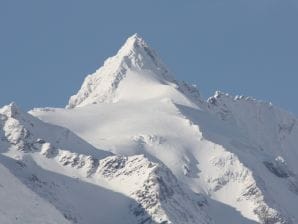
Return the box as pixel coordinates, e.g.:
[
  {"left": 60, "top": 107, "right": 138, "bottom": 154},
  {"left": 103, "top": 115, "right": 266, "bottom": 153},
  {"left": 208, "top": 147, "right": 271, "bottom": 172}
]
[
  {"left": 0, "top": 162, "right": 70, "bottom": 224},
  {"left": 207, "top": 91, "right": 298, "bottom": 173},
  {"left": 0, "top": 102, "right": 109, "bottom": 158},
  {"left": 0, "top": 103, "right": 211, "bottom": 224},
  {"left": 202, "top": 92, "right": 298, "bottom": 223},
  {"left": 96, "top": 155, "right": 211, "bottom": 224},
  {"left": 67, "top": 34, "right": 201, "bottom": 109},
  {"left": 33, "top": 99, "right": 292, "bottom": 223}
]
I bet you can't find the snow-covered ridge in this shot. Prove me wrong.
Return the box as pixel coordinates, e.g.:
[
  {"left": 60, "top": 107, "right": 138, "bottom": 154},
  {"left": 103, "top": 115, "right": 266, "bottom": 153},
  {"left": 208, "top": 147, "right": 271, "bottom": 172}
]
[
  {"left": 0, "top": 102, "right": 109, "bottom": 158},
  {"left": 67, "top": 34, "right": 171, "bottom": 108},
  {"left": 207, "top": 90, "right": 298, "bottom": 161},
  {"left": 0, "top": 102, "right": 211, "bottom": 224},
  {"left": 96, "top": 155, "right": 211, "bottom": 224}
]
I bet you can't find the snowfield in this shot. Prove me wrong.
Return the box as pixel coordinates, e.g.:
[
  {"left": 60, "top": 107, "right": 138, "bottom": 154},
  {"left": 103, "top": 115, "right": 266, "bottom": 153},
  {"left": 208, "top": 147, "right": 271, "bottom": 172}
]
[{"left": 1, "top": 34, "right": 298, "bottom": 223}]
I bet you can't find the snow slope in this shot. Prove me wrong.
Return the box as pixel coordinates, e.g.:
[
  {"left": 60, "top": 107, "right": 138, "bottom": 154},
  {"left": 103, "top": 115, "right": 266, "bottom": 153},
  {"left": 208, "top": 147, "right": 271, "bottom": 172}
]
[
  {"left": 1, "top": 102, "right": 210, "bottom": 224},
  {"left": 30, "top": 35, "right": 298, "bottom": 223},
  {"left": 31, "top": 34, "right": 298, "bottom": 224},
  {"left": 0, "top": 161, "right": 70, "bottom": 224},
  {"left": 66, "top": 33, "right": 201, "bottom": 109},
  {"left": 2, "top": 33, "right": 297, "bottom": 224}
]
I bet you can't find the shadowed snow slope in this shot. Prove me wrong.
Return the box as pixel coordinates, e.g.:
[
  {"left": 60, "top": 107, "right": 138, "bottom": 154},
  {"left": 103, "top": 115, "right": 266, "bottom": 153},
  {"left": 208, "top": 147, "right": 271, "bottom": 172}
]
[
  {"left": 1, "top": 102, "right": 210, "bottom": 224},
  {"left": 6, "top": 34, "right": 298, "bottom": 224}
]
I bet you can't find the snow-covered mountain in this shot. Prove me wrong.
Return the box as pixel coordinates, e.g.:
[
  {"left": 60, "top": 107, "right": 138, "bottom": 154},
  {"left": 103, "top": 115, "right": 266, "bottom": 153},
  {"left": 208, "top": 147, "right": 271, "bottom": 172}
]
[
  {"left": 0, "top": 103, "right": 210, "bottom": 224},
  {"left": 66, "top": 34, "right": 201, "bottom": 109},
  {"left": 1, "top": 34, "right": 298, "bottom": 224}
]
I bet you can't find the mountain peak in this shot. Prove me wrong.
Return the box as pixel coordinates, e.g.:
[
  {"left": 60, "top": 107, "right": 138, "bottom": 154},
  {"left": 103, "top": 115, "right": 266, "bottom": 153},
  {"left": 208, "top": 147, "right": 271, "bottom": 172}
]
[
  {"left": 114, "top": 33, "right": 169, "bottom": 74},
  {"left": 118, "top": 33, "right": 147, "bottom": 54},
  {"left": 66, "top": 34, "right": 202, "bottom": 109},
  {"left": 0, "top": 102, "right": 21, "bottom": 118},
  {"left": 66, "top": 34, "right": 177, "bottom": 109}
]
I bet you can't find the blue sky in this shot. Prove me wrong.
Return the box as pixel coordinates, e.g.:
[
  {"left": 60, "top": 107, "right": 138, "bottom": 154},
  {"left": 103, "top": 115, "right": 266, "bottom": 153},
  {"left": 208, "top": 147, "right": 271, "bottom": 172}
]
[{"left": 1, "top": 1, "right": 298, "bottom": 114}]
